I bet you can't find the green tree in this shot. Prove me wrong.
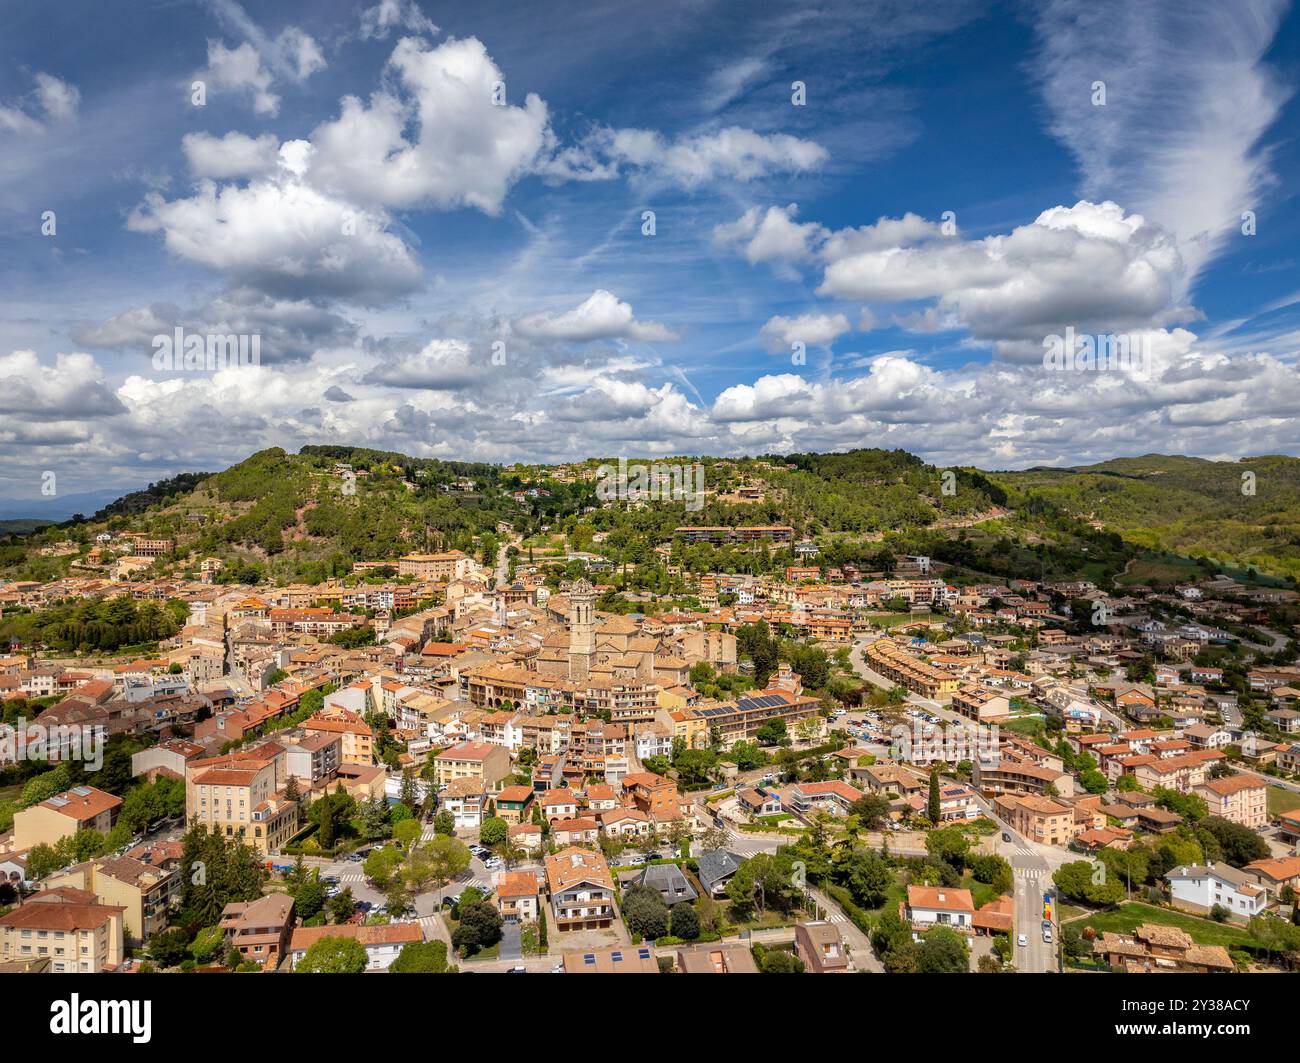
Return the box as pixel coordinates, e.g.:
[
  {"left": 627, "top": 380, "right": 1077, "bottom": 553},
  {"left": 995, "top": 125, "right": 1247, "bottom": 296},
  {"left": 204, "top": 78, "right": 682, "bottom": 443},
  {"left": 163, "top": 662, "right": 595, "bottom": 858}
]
[
  {"left": 297, "top": 935, "right": 368, "bottom": 973},
  {"left": 479, "top": 816, "right": 508, "bottom": 847},
  {"left": 670, "top": 901, "right": 700, "bottom": 940},
  {"left": 390, "top": 940, "right": 457, "bottom": 973}
]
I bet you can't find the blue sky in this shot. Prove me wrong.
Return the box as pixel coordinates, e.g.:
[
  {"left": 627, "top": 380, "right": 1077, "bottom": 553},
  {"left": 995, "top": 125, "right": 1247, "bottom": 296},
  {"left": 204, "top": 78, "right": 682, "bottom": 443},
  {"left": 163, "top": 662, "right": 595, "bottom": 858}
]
[{"left": 1, "top": 0, "right": 1298, "bottom": 513}]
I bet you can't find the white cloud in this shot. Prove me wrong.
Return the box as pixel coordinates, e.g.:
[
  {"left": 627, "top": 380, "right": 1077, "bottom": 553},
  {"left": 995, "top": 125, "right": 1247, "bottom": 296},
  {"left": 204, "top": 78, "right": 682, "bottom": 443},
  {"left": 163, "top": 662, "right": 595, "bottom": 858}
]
[
  {"left": 0, "top": 350, "right": 125, "bottom": 419},
  {"left": 182, "top": 131, "right": 280, "bottom": 178},
  {"left": 760, "top": 312, "right": 850, "bottom": 350},
  {"left": 0, "top": 72, "right": 79, "bottom": 135},
  {"left": 307, "top": 36, "right": 550, "bottom": 214},
  {"left": 514, "top": 290, "right": 677, "bottom": 343},
  {"left": 203, "top": 40, "right": 280, "bottom": 115},
  {"left": 359, "top": 0, "right": 438, "bottom": 40},
  {"left": 126, "top": 153, "right": 423, "bottom": 304},
  {"left": 593, "top": 126, "right": 827, "bottom": 188},
  {"left": 713, "top": 204, "right": 825, "bottom": 265},
  {"left": 363, "top": 339, "right": 481, "bottom": 390},
  {"left": 33, "top": 74, "right": 80, "bottom": 122},
  {"left": 1031, "top": 0, "right": 1291, "bottom": 291}
]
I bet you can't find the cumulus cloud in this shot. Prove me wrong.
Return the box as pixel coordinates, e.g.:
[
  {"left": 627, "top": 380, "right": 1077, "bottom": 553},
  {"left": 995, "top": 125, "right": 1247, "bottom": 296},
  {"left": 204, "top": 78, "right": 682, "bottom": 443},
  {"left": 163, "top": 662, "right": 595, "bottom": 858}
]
[
  {"left": 197, "top": 16, "right": 325, "bottom": 117},
  {"left": 760, "top": 312, "right": 851, "bottom": 350},
  {"left": 127, "top": 145, "right": 422, "bottom": 305},
  {"left": 514, "top": 290, "right": 677, "bottom": 343},
  {"left": 0, "top": 350, "right": 125, "bottom": 419},
  {"left": 721, "top": 200, "right": 1187, "bottom": 359},
  {"left": 363, "top": 338, "right": 482, "bottom": 390},
  {"left": 307, "top": 36, "right": 549, "bottom": 214},
  {"left": 201, "top": 40, "right": 281, "bottom": 115}
]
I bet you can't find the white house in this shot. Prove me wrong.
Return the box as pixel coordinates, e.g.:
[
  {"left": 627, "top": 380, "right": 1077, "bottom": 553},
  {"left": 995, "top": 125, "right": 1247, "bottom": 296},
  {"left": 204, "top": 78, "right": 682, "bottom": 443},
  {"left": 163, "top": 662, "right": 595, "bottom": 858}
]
[
  {"left": 903, "top": 885, "right": 975, "bottom": 934},
  {"left": 1167, "top": 862, "right": 1267, "bottom": 920},
  {"left": 288, "top": 923, "right": 424, "bottom": 971}
]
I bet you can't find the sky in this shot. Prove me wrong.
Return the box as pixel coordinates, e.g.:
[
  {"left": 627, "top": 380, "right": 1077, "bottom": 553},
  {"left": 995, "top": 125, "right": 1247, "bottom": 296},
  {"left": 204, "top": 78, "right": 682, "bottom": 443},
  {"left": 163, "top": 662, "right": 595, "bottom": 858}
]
[{"left": 1, "top": 0, "right": 1298, "bottom": 513}]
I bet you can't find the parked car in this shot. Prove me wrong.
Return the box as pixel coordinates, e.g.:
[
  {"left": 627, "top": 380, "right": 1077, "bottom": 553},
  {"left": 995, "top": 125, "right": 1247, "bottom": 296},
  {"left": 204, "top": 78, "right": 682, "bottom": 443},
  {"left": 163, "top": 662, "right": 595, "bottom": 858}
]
[
  {"left": 507, "top": 965, "right": 528, "bottom": 973},
  {"left": 1042, "top": 927, "right": 1053, "bottom": 944}
]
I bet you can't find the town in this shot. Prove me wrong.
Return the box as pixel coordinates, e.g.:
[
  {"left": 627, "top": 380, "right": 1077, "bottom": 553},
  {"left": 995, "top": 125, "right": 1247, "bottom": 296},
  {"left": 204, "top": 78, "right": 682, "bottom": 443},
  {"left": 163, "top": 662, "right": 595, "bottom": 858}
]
[{"left": 1, "top": 453, "right": 1299, "bottom": 978}]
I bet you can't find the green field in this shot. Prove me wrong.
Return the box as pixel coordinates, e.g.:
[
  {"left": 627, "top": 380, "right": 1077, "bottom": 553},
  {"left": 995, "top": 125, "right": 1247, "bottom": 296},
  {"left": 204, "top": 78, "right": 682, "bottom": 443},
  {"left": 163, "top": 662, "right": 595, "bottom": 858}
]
[
  {"left": 1075, "top": 902, "right": 1262, "bottom": 949},
  {"left": 1267, "top": 786, "right": 1300, "bottom": 817}
]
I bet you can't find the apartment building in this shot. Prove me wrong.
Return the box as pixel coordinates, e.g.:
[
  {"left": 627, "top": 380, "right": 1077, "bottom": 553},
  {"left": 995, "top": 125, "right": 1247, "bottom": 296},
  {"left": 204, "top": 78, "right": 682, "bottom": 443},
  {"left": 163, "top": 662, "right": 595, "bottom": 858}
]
[
  {"left": 398, "top": 551, "right": 472, "bottom": 582},
  {"left": 994, "top": 793, "right": 1080, "bottom": 847},
  {"left": 301, "top": 707, "right": 375, "bottom": 764},
  {"left": 186, "top": 748, "right": 299, "bottom": 855},
  {"left": 432, "top": 741, "right": 511, "bottom": 791},
  {"left": 1193, "top": 774, "right": 1268, "bottom": 829},
  {"left": 866, "top": 639, "right": 961, "bottom": 701},
  {"left": 689, "top": 690, "right": 823, "bottom": 748},
  {"left": 951, "top": 684, "right": 1012, "bottom": 723},
  {"left": 46, "top": 856, "right": 179, "bottom": 945},
  {"left": 12, "top": 786, "right": 122, "bottom": 852},
  {"left": 0, "top": 887, "right": 125, "bottom": 972}
]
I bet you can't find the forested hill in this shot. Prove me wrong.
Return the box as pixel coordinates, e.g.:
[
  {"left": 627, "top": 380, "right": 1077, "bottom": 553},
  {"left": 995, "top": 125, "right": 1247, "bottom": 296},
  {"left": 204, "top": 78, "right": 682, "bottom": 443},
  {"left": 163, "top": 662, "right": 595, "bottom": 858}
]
[
  {"left": 1, "top": 445, "right": 1297, "bottom": 585},
  {"left": 991, "top": 454, "right": 1300, "bottom": 579}
]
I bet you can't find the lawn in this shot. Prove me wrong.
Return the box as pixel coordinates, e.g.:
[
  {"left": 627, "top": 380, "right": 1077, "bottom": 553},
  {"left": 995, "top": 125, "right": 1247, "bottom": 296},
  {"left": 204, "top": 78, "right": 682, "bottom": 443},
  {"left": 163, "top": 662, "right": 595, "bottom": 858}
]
[
  {"left": 1075, "top": 902, "right": 1262, "bottom": 950},
  {"left": 1000, "top": 717, "right": 1046, "bottom": 739},
  {"left": 1267, "top": 786, "right": 1300, "bottom": 817},
  {"left": 960, "top": 872, "right": 1003, "bottom": 909}
]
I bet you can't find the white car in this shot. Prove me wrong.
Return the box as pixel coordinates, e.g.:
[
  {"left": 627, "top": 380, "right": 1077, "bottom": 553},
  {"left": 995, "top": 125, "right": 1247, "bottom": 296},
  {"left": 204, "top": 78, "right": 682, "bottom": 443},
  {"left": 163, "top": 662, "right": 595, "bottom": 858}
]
[{"left": 1017, "top": 934, "right": 1027, "bottom": 948}]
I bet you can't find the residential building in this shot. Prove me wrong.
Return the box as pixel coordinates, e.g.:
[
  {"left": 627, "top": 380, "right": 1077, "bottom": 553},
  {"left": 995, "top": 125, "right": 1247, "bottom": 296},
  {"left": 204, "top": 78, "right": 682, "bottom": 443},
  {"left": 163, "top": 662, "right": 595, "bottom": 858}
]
[
  {"left": 544, "top": 846, "right": 615, "bottom": 931},
  {"left": 1166, "top": 863, "right": 1267, "bottom": 920},
  {"left": 288, "top": 922, "right": 423, "bottom": 971},
  {"left": 219, "top": 893, "right": 296, "bottom": 967},
  {"left": 45, "top": 856, "right": 179, "bottom": 945},
  {"left": 1193, "top": 775, "right": 1268, "bottom": 829},
  {"left": 795, "top": 921, "right": 851, "bottom": 973},
  {"left": 0, "top": 887, "right": 125, "bottom": 972},
  {"left": 433, "top": 741, "right": 511, "bottom": 792},
  {"left": 903, "top": 885, "right": 975, "bottom": 933},
  {"left": 12, "top": 786, "right": 121, "bottom": 852}
]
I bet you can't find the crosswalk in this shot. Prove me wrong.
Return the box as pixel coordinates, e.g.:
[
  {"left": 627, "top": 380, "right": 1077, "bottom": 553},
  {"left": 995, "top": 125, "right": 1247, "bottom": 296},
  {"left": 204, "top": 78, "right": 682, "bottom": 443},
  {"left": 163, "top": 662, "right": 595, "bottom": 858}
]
[
  {"left": 1013, "top": 865, "right": 1043, "bottom": 879},
  {"left": 336, "top": 872, "right": 366, "bottom": 884},
  {"left": 415, "top": 914, "right": 442, "bottom": 938}
]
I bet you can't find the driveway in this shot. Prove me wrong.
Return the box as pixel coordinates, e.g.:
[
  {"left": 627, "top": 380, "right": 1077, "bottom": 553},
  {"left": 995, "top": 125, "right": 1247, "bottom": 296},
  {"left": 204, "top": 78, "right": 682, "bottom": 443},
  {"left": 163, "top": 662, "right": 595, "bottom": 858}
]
[{"left": 499, "top": 922, "right": 522, "bottom": 961}]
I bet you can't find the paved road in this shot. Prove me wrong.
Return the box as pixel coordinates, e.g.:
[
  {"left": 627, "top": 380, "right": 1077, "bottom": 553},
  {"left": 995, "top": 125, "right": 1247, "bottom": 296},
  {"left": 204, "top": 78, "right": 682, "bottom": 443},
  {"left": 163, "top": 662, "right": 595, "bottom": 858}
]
[{"left": 1013, "top": 863, "right": 1056, "bottom": 973}]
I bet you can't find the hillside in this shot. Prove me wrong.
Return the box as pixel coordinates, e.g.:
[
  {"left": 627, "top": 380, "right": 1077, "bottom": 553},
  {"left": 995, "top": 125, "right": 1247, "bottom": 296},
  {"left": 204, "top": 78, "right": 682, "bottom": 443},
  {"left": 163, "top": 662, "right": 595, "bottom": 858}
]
[
  {"left": 993, "top": 454, "right": 1300, "bottom": 580},
  {"left": 1, "top": 446, "right": 1296, "bottom": 587}
]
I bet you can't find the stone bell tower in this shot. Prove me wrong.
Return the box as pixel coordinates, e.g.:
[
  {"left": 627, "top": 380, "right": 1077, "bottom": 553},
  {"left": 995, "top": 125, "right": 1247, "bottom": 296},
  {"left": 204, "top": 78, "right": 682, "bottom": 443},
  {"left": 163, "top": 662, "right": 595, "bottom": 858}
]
[{"left": 567, "top": 578, "right": 595, "bottom": 682}]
